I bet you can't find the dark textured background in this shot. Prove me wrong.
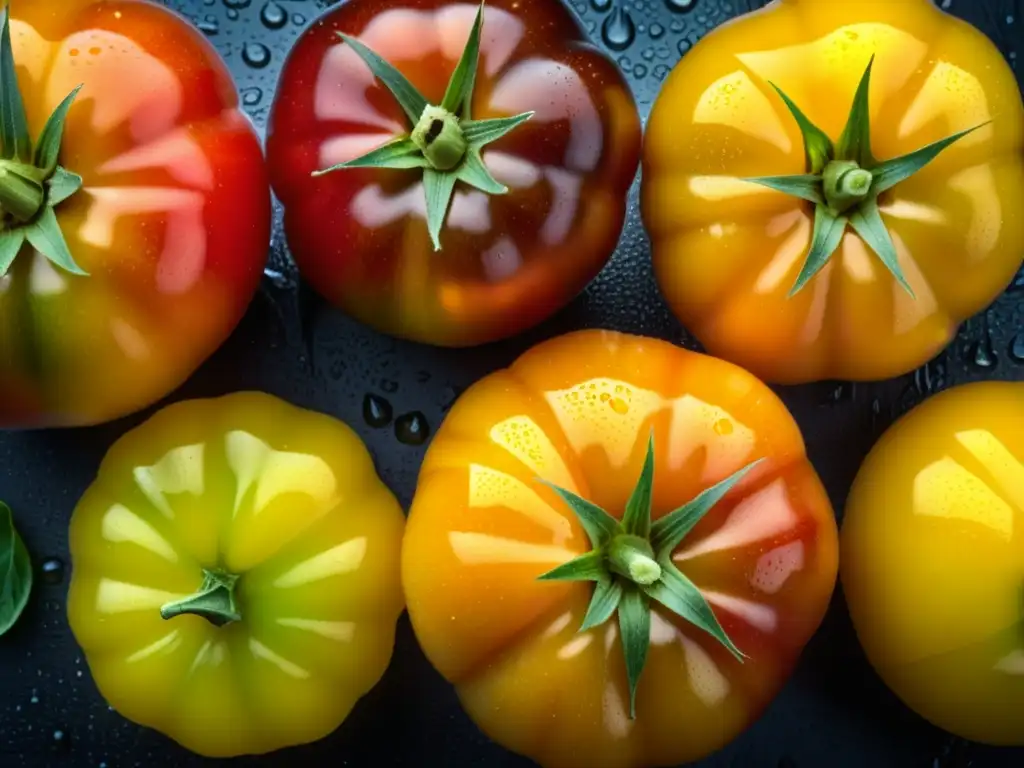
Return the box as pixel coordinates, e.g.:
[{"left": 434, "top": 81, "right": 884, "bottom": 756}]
[{"left": 2, "top": 0, "right": 1023, "bottom": 766}]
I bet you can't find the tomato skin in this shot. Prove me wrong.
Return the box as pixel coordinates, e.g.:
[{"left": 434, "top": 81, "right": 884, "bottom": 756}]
[
  {"left": 841, "top": 381, "right": 1024, "bottom": 746},
  {"left": 402, "top": 330, "right": 838, "bottom": 768},
  {"left": 67, "top": 392, "right": 406, "bottom": 758},
  {"left": 2, "top": 0, "right": 269, "bottom": 428},
  {"left": 267, "top": 0, "right": 641, "bottom": 348},
  {"left": 641, "top": 0, "right": 1024, "bottom": 384}
]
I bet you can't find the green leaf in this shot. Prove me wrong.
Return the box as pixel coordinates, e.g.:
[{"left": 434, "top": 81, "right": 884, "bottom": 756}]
[
  {"left": 835, "top": 57, "right": 875, "bottom": 167},
  {"left": 312, "top": 137, "right": 428, "bottom": 176},
  {"left": 540, "top": 480, "right": 619, "bottom": 548},
  {"left": 617, "top": 587, "right": 650, "bottom": 719},
  {"left": 423, "top": 168, "right": 458, "bottom": 252},
  {"left": 46, "top": 166, "right": 83, "bottom": 207},
  {"left": 621, "top": 434, "right": 655, "bottom": 538},
  {"left": 651, "top": 459, "right": 762, "bottom": 560},
  {"left": 455, "top": 150, "right": 507, "bottom": 194},
  {"left": 24, "top": 206, "right": 89, "bottom": 276},
  {"left": 0, "top": 9, "right": 32, "bottom": 162},
  {"left": 848, "top": 200, "right": 914, "bottom": 297},
  {"left": 644, "top": 563, "right": 744, "bottom": 662},
  {"left": 769, "top": 83, "right": 833, "bottom": 174},
  {"left": 538, "top": 550, "right": 607, "bottom": 583},
  {"left": 440, "top": 1, "right": 484, "bottom": 118},
  {"left": 337, "top": 32, "right": 428, "bottom": 127},
  {"left": 790, "top": 205, "right": 848, "bottom": 296},
  {"left": 0, "top": 228, "right": 24, "bottom": 276},
  {"left": 462, "top": 112, "right": 535, "bottom": 150},
  {"left": 34, "top": 85, "right": 82, "bottom": 175},
  {"left": 0, "top": 501, "right": 32, "bottom": 637},
  {"left": 745, "top": 174, "right": 824, "bottom": 205},
  {"left": 870, "top": 123, "right": 989, "bottom": 195},
  {"left": 579, "top": 577, "right": 623, "bottom": 632}
]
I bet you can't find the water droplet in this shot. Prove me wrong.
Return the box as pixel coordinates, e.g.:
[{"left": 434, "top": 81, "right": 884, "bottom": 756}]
[
  {"left": 52, "top": 729, "right": 70, "bottom": 752},
  {"left": 633, "top": 63, "right": 648, "bottom": 78},
  {"left": 240, "top": 87, "right": 262, "bottom": 107},
  {"left": 939, "top": 0, "right": 952, "bottom": 7},
  {"left": 713, "top": 419, "right": 734, "bottom": 436},
  {"left": 601, "top": 8, "right": 635, "bottom": 51},
  {"left": 197, "top": 15, "right": 219, "bottom": 35},
  {"left": 260, "top": 1, "right": 287, "bottom": 29},
  {"left": 363, "top": 395, "right": 393, "bottom": 428},
  {"left": 227, "top": 8, "right": 239, "bottom": 20},
  {"left": 609, "top": 397, "right": 629, "bottom": 415},
  {"left": 242, "top": 43, "right": 271, "bottom": 69},
  {"left": 40, "top": 558, "right": 65, "bottom": 585},
  {"left": 590, "top": 0, "right": 613, "bottom": 10},
  {"left": 970, "top": 337, "right": 997, "bottom": 369},
  {"left": 666, "top": 0, "right": 697, "bottom": 11},
  {"left": 649, "top": 23, "right": 665, "bottom": 39},
  {"left": 380, "top": 379, "right": 399, "bottom": 394},
  {"left": 395, "top": 412, "right": 431, "bottom": 446},
  {"left": 1010, "top": 334, "right": 1024, "bottom": 364},
  {"left": 223, "top": 0, "right": 251, "bottom": 7},
  {"left": 293, "top": 13, "right": 306, "bottom": 25}
]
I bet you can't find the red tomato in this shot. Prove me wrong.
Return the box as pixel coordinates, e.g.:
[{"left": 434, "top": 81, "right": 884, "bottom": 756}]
[
  {"left": 0, "top": 0, "right": 269, "bottom": 427},
  {"left": 267, "top": 0, "right": 641, "bottom": 347}
]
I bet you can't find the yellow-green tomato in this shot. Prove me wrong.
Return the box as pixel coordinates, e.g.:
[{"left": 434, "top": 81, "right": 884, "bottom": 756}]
[
  {"left": 67, "top": 392, "right": 405, "bottom": 757},
  {"left": 841, "top": 381, "right": 1024, "bottom": 744}
]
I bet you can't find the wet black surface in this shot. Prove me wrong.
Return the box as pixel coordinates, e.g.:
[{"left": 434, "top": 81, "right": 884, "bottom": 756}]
[{"left": 1, "top": 0, "right": 1023, "bottom": 766}]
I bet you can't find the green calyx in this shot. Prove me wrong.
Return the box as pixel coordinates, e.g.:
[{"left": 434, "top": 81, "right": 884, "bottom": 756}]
[
  {"left": 312, "top": 0, "right": 534, "bottom": 251},
  {"left": 0, "top": 6, "right": 87, "bottom": 277},
  {"left": 747, "top": 56, "right": 988, "bottom": 297},
  {"left": 160, "top": 569, "right": 242, "bottom": 628},
  {"left": 538, "top": 435, "right": 761, "bottom": 719}
]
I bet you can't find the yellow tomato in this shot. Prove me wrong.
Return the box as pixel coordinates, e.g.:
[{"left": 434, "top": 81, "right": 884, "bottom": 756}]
[
  {"left": 67, "top": 392, "right": 405, "bottom": 757},
  {"left": 841, "top": 381, "right": 1024, "bottom": 744},
  {"left": 643, "top": 0, "right": 1024, "bottom": 384}
]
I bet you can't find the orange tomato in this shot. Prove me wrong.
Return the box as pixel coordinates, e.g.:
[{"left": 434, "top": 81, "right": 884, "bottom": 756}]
[{"left": 402, "top": 330, "right": 838, "bottom": 768}]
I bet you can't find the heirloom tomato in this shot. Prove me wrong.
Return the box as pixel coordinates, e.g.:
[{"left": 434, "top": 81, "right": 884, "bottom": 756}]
[
  {"left": 403, "top": 330, "right": 839, "bottom": 768},
  {"left": 267, "top": 0, "right": 641, "bottom": 347},
  {"left": 842, "top": 381, "right": 1024, "bottom": 746},
  {"left": 643, "top": 0, "right": 1024, "bottom": 384},
  {"left": 68, "top": 393, "right": 406, "bottom": 757},
  {"left": 0, "top": 1, "right": 268, "bottom": 427}
]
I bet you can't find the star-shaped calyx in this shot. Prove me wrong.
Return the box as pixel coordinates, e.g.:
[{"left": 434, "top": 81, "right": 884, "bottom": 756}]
[
  {"left": 313, "top": 0, "right": 534, "bottom": 251},
  {"left": 0, "top": 6, "right": 87, "bottom": 276},
  {"left": 746, "top": 57, "right": 988, "bottom": 296},
  {"left": 538, "top": 436, "right": 762, "bottom": 718}
]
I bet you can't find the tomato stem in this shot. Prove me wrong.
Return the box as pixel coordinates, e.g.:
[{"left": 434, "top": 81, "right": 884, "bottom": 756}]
[
  {"left": 0, "top": 160, "right": 45, "bottom": 223},
  {"left": 823, "top": 160, "right": 872, "bottom": 214},
  {"left": 160, "top": 569, "right": 242, "bottom": 628},
  {"left": 608, "top": 534, "right": 662, "bottom": 586},
  {"left": 412, "top": 106, "right": 468, "bottom": 171}
]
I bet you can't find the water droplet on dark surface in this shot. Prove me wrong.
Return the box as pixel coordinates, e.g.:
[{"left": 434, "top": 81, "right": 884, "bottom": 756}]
[
  {"left": 1010, "top": 334, "right": 1024, "bottom": 363},
  {"left": 649, "top": 23, "right": 665, "bottom": 39},
  {"left": 395, "top": 412, "right": 431, "bottom": 446},
  {"left": 241, "top": 87, "right": 263, "bottom": 106},
  {"left": 260, "top": 1, "right": 288, "bottom": 29},
  {"left": 197, "top": 15, "right": 219, "bottom": 35},
  {"left": 666, "top": 0, "right": 697, "bottom": 11},
  {"left": 601, "top": 8, "right": 636, "bottom": 51},
  {"left": 227, "top": 8, "right": 239, "bottom": 20},
  {"left": 590, "top": 0, "right": 613, "bottom": 10},
  {"left": 40, "top": 558, "right": 65, "bottom": 585},
  {"left": 970, "top": 336, "right": 997, "bottom": 369},
  {"left": 51, "top": 729, "right": 70, "bottom": 752},
  {"left": 224, "top": 0, "right": 251, "bottom": 8},
  {"left": 293, "top": 13, "right": 306, "bottom": 25},
  {"left": 242, "top": 42, "right": 271, "bottom": 69},
  {"left": 363, "top": 395, "right": 394, "bottom": 428}
]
